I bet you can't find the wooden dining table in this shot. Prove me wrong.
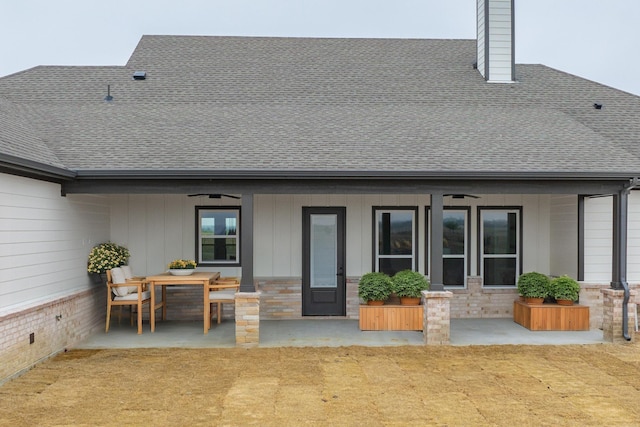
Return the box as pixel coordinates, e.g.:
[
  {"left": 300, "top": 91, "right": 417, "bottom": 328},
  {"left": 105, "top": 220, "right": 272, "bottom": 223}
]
[{"left": 145, "top": 271, "right": 220, "bottom": 333}]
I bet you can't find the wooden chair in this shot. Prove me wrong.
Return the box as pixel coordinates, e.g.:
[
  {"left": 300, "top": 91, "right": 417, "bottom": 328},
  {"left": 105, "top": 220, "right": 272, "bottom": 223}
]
[
  {"left": 105, "top": 267, "right": 150, "bottom": 334},
  {"left": 208, "top": 277, "right": 240, "bottom": 326}
]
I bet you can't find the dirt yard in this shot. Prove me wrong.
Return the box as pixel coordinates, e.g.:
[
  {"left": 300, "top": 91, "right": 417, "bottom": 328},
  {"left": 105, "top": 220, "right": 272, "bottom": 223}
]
[{"left": 2, "top": 343, "right": 640, "bottom": 426}]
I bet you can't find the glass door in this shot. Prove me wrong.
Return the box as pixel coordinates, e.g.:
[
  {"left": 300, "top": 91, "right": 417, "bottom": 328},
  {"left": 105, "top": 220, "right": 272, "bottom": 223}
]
[{"left": 302, "top": 207, "right": 346, "bottom": 316}]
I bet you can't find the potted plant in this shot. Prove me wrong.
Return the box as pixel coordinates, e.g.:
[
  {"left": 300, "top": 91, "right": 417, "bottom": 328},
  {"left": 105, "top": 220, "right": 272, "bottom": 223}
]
[
  {"left": 516, "top": 272, "right": 550, "bottom": 304},
  {"left": 168, "top": 259, "right": 197, "bottom": 275},
  {"left": 87, "top": 242, "right": 130, "bottom": 283},
  {"left": 550, "top": 275, "right": 580, "bottom": 305},
  {"left": 358, "top": 272, "right": 393, "bottom": 305},
  {"left": 391, "top": 270, "right": 429, "bottom": 305}
]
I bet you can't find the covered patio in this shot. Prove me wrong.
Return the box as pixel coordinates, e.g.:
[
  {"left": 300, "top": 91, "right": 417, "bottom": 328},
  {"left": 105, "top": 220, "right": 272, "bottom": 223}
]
[{"left": 76, "top": 318, "right": 605, "bottom": 349}]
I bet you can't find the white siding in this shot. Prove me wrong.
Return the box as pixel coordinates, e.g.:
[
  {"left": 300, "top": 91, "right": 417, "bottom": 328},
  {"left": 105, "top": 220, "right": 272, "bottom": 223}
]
[
  {"left": 584, "top": 196, "right": 613, "bottom": 282},
  {"left": 628, "top": 192, "right": 640, "bottom": 281},
  {"left": 110, "top": 194, "right": 242, "bottom": 278},
  {"left": 476, "top": 0, "right": 486, "bottom": 78},
  {"left": 549, "top": 195, "right": 578, "bottom": 278},
  {"left": 256, "top": 193, "right": 552, "bottom": 278},
  {"left": 473, "top": 194, "right": 550, "bottom": 275},
  {"left": 108, "top": 193, "right": 558, "bottom": 282},
  {"left": 0, "top": 173, "right": 110, "bottom": 312},
  {"left": 477, "top": 0, "right": 514, "bottom": 83}
]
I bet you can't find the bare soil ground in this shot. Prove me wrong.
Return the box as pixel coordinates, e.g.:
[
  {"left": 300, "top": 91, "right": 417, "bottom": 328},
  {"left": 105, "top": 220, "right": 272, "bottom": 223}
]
[{"left": 2, "top": 343, "right": 640, "bottom": 426}]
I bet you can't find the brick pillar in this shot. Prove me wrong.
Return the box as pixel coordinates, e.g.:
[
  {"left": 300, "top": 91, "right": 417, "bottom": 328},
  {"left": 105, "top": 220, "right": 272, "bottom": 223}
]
[
  {"left": 235, "top": 291, "right": 260, "bottom": 348},
  {"left": 422, "top": 290, "right": 453, "bottom": 345},
  {"left": 602, "top": 288, "right": 636, "bottom": 343}
]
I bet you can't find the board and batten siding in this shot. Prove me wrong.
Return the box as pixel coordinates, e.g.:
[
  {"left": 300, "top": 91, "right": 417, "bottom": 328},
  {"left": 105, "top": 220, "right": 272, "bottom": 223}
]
[
  {"left": 549, "top": 195, "right": 578, "bottom": 279},
  {"left": 0, "top": 173, "right": 110, "bottom": 313},
  {"left": 628, "top": 192, "right": 640, "bottom": 281},
  {"left": 109, "top": 194, "right": 243, "bottom": 278},
  {"left": 108, "top": 193, "right": 559, "bottom": 282},
  {"left": 254, "top": 194, "right": 430, "bottom": 277},
  {"left": 583, "top": 196, "right": 613, "bottom": 282}
]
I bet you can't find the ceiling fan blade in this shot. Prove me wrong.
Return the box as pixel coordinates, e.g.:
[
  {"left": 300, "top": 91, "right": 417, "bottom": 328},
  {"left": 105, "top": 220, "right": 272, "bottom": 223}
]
[
  {"left": 444, "top": 194, "right": 480, "bottom": 199},
  {"left": 187, "top": 193, "right": 240, "bottom": 199}
]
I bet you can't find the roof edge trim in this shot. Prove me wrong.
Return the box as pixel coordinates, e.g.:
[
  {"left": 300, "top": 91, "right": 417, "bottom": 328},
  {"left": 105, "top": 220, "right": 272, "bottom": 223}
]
[
  {"left": 73, "top": 169, "right": 638, "bottom": 181},
  {"left": 1, "top": 154, "right": 76, "bottom": 182}
]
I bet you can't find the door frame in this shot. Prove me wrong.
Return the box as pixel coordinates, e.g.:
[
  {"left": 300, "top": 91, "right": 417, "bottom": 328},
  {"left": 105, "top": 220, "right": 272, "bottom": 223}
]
[{"left": 302, "top": 207, "right": 346, "bottom": 316}]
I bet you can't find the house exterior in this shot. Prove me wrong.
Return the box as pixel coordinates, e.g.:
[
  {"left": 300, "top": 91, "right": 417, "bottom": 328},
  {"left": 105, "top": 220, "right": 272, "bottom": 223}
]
[{"left": 2, "top": 0, "right": 640, "bottom": 380}]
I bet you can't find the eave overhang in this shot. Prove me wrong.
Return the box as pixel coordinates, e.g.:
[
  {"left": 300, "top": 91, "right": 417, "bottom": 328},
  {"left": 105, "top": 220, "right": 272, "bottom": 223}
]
[
  {"left": 61, "top": 169, "right": 639, "bottom": 196},
  {"left": 71, "top": 169, "right": 640, "bottom": 181},
  {"left": 0, "top": 153, "right": 76, "bottom": 183}
]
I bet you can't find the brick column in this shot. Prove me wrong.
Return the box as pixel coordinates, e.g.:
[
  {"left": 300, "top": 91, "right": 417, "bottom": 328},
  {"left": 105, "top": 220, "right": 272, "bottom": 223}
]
[
  {"left": 602, "top": 288, "right": 636, "bottom": 343},
  {"left": 235, "top": 291, "right": 260, "bottom": 348},
  {"left": 422, "top": 290, "right": 453, "bottom": 345}
]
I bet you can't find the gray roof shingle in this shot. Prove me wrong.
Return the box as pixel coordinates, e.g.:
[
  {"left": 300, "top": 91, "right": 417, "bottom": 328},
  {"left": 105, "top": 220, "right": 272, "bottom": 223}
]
[{"left": 1, "top": 35, "right": 639, "bottom": 177}]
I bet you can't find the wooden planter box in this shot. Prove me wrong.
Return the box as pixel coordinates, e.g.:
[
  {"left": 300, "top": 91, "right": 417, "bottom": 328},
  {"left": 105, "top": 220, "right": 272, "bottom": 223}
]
[
  {"left": 359, "top": 304, "right": 423, "bottom": 331},
  {"left": 513, "top": 300, "right": 589, "bottom": 331}
]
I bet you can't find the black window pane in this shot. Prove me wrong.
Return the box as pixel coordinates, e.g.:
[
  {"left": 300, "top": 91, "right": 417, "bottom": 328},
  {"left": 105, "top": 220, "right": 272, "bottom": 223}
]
[
  {"left": 378, "top": 258, "right": 412, "bottom": 277},
  {"left": 201, "top": 237, "right": 236, "bottom": 262},
  {"left": 483, "top": 212, "right": 516, "bottom": 255},
  {"left": 483, "top": 258, "right": 516, "bottom": 286},
  {"left": 443, "top": 212, "right": 465, "bottom": 255},
  {"left": 378, "top": 212, "right": 413, "bottom": 255},
  {"left": 443, "top": 258, "right": 464, "bottom": 286}
]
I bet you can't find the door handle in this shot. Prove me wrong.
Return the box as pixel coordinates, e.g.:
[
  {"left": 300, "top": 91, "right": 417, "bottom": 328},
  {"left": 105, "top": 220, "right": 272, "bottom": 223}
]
[{"left": 336, "top": 267, "right": 344, "bottom": 276}]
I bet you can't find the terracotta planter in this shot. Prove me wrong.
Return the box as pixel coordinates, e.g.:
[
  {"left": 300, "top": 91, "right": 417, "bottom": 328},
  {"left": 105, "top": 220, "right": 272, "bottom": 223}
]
[
  {"left": 556, "top": 299, "right": 574, "bottom": 306},
  {"left": 525, "top": 297, "right": 544, "bottom": 305},
  {"left": 367, "top": 300, "right": 385, "bottom": 306},
  {"left": 400, "top": 297, "right": 421, "bottom": 306}
]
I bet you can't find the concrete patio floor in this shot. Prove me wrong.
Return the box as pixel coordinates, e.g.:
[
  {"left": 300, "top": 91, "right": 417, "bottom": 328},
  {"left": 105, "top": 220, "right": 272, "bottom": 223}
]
[{"left": 76, "top": 318, "right": 606, "bottom": 349}]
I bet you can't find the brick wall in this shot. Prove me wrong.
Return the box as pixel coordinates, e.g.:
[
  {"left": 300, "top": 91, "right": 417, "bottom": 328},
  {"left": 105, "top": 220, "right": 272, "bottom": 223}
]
[
  {"left": 235, "top": 292, "right": 260, "bottom": 348},
  {"left": 449, "top": 276, "right": 518, "bottom": 318},
  {"left": 257, "top": 277, "right": 360, "bottom": 319},
  {"left": 150, "top": 276, "right": 623, "bottom": 330},
  {"left": 257, "top": 278, "right": 302, "bottom": 319},
  {"left": 0, "top": 287, "right": 103, "bottom": 384},
  {"left": 580, "top": 283, "right": 608, "bottom": 330},
  {"left": 423, "top": 291, "right": 453, "bottom": 345}
]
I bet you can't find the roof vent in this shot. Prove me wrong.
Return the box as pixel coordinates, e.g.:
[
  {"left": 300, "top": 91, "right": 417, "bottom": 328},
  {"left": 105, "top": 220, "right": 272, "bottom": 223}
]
[
  {"left": 132, "top": 71, "right": 147, "bottom": 80},
  {"left": 593, "top": 103, "right": 603, "bottom": 110},
  {"left": 104, "top": 84, "right": 113, "bottom": 102}
]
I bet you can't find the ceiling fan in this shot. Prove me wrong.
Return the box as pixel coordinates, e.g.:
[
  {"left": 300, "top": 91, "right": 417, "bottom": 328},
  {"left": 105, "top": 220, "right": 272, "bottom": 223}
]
[
  {"left": 444, "top": 194, "right": 480, "bottom": 199},
  {"left": 187, "top": 194, "right": 241, "bottom": 199}
]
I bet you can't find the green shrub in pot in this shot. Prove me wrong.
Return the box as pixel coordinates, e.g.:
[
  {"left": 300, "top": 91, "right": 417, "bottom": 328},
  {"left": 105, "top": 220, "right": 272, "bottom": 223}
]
[
  {"left": 358, "top": 272, "right": 393, "bottom": 303},
  {"left": 550, "top": 275, "right": 580, "bottom": 302},
  {"left": 391, "top": 270, "right": 430, "bottom": 298},
  {"left": 516, "top": 272, "right": 551, "bottom": 299}
]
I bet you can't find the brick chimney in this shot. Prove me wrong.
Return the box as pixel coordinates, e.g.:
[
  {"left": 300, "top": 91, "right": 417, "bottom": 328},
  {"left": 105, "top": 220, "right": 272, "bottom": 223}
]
[{"left": 477, "top": 0, "right": 515, "bottom": 82}]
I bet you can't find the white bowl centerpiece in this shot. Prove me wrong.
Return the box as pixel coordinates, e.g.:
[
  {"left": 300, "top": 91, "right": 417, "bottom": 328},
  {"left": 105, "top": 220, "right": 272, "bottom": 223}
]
[{"left": 168, "top": 259, "right": 197, "bottom": 275}]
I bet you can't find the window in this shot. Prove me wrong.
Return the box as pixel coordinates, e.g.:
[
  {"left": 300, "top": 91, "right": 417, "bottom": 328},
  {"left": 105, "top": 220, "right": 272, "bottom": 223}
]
[
  {"left": 373, "top": 207, "right": 417, "bottom": 276},
  {"left": 479, "top": 208, "right": 521, "bottom": 287},
  {"left": 425, "top": 207, "right": 469, "bottom": 287},
  {"left": 443, "top": 210, "right": 468, "bottom": 287},
  {"left": 196, "top": 206, "right": 240, "bottom": 266}
]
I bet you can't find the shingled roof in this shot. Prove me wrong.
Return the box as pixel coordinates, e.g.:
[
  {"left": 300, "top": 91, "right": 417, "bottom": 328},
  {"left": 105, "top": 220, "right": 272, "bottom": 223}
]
[{"left": 1, "top": 35, "right": 639, "bottom": 179}]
